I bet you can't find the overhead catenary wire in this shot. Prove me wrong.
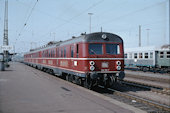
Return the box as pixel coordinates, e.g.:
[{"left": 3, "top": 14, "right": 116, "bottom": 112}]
[
  {"left": 93, "top": 1, "right": 167, "bottom": 29},
  {"left": 38, "top": 0, "right": 104, "bottom": 40},
  {"left": 18, "top": 0, "right": 38, "bottom": 37},
  {"left": 17, "top": 0, "right": 87, "bottom": 28},
  {"left": 13, "top": 0, "right": 38, "bottom": 53}
]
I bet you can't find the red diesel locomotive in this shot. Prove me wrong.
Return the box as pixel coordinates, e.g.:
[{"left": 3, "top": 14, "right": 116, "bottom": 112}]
[{"left": 24, "top": 32, "right": 125, "bottom": 89}]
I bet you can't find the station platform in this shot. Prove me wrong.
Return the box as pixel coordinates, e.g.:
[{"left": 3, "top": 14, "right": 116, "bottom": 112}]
[{"left": 0, "top": 62, "right": 146, "bottom": 113}]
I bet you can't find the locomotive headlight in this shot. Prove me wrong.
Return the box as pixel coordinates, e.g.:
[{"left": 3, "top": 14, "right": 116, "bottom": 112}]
[
  {"left": 116, "top": 61, "right": 121, "bottom": 65},
  {"left": 117, "top": 66, "right": 121, "bottom": 70},
  {"left": 89, "top": 61, "right": 95, "bottom": 65},
  {"left": 90, "top": 66, "right": 95, "bottom": 71}
]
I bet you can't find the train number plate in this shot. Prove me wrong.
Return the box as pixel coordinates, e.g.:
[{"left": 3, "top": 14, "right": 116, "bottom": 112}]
[{"left": 102, "top": 62, "right": 108, "bottom": 68}]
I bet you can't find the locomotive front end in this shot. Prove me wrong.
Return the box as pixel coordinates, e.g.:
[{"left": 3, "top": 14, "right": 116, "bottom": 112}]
[{"left": 84, "top": 32, "right": 125, "bottom": 88}]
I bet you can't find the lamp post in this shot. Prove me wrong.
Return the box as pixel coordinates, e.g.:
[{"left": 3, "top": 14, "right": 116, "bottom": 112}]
[{"left": 88, "top": 13, "right": 93, "bottom": 33}]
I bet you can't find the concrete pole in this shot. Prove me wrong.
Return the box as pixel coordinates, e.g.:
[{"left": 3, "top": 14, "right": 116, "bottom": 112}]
[
  {"left": 88, "top": 13, "right": 93, "bottom": 33},
  {"left": 139, "top": 25, "right": 141, "bottom": 47}
]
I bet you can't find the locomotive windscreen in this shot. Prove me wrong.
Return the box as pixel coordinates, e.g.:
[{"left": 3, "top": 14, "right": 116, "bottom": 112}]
[
  {"left": 89, "top": 44, "right": 103, "bottom": 55},
  {"left": 106, "top": 44, "right": 120, "bottom": 55}
]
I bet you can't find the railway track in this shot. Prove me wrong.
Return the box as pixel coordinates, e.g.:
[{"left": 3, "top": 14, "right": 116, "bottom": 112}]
[
  {"left": 121, "top": 80, "right": 170, "bottom": 95},
  {"left": 125, "top": 73, "right": 170, "bottom": 84},
  {"left": 95, "top": 85, "right": 170, "bottom": 113},
  {"left": 125, "top": 68, "right": 170, "bottom": 74}
]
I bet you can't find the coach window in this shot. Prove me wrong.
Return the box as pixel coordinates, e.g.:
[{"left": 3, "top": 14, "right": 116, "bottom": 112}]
[
  {"left": 150, "top": 52, "right": 153, "bottom": 59},
  {"left": 139, "top": 53, "right": 143, "bottom": 58},
  {"left": 160, "top": 51, "right": 164, "bottom": 58},
  {"left": 145, "top": 53, "right": 148, "bottom": 59},
  {"left": 76, "top": 44, "right": 79, "bottom": 58},
  {"left": 129, "top": 53, "right": 132, "bottom": 59},
  {"left": 134, "top": 53, "right": 137, "bottom": 59},
  {"left": 71, "top": 46, "right": 74, "bottom": 57},
  {"left": 49, "top": 50, "right": 51, "bottom": 57},
  {"left": 61, "top": 48, "right": 63, "bottom": 57},
  {"left": 45, "top": 51, "right": 47, "bottom": 57},
  {"left": 89, "top": 44, "right": 103, "bottom": 55},
  {"left": 124, "top": 53, "right": 127, "bottom": 58},
  {"left": 167, "top": 51, "right": 170, "bottom": 58},
  {"left": 53, "top": 49, "right": 55, "bottom": 57},
  {"left": 64, "top": 47, "right": 66, "bottom": 58},
  {"left": 51, "top": 50, "right": 53, "bottom": 57},
  {"left": 57, "top": 48, "right": 59, "bottom": 57},
  {"left": 44, "top": 51, "right": 45, "bottom": 57}
]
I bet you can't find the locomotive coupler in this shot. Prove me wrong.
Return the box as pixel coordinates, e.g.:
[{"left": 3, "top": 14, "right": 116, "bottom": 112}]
[
  {"left": 117, "top": 71, "right": 125, "bottom": 80},
  {"left": 90, "top": 72, "right": 98, "bottom": 80}
]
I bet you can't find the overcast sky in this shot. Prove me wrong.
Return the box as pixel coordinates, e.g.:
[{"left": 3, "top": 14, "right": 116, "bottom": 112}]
[{"left": 0, "top": 0, "right": 169, "bottom": 53}]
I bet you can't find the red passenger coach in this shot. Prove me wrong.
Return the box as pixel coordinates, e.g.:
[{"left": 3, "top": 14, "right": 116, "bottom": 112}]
[{"left": 24, "top": 32, "right": 125, "bottom": 89}]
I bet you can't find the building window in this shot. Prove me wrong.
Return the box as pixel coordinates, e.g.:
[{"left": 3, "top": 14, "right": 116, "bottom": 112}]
[
  {"left": 167, "top": 51, "right": 170, "bottom": 58},
  {"left": 145, "top": 53, "right": 148, "bottom": 59},
  {"left": 139, "top": 53, "right": 143, "bottom": 58},
  {"left": 160, "top": 51, "right": 164, "bottom": 58},
  {"left": 134, "top": 53, "right": 138, "bottom": 58},
  {"left": 150, "top": 52, "right": 153, "bottom": 59}
]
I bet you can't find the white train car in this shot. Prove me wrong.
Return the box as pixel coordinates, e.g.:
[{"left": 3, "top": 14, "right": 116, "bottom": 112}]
[{"left": 124, "top": 45, "right": 170, "bottom": 73}]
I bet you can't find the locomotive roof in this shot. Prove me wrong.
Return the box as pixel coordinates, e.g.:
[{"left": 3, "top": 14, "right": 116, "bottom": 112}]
[
  {"left": 59, "top": 32, "right": 123, "bottom": 45},
  {"left": 26, "top": 32, "right": 123, "bottom": 54}
]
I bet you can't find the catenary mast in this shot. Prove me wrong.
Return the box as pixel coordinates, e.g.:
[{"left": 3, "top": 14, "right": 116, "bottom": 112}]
[{"left": 3, "top": 0, "right": 9, "bottom": 67}]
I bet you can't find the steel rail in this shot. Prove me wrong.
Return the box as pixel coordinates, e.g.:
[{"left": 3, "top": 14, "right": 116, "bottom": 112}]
[{"left": 106, "top": 87, "right": 170, "bottom": 112}]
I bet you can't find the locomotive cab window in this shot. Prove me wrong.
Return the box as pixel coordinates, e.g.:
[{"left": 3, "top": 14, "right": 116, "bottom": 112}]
[
  {"left": 89, "top": 44, "right": 103, "bottom": 55},
  {"left": 106, "top": 44, "right": 120, "bottom": 55}
]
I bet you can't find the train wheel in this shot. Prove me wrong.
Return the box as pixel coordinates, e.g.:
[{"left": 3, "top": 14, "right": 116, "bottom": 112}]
[
  {"left": 104, "top": 79, "right": 110, "bottom": 89},
  {"left": 66, "top": 75, "right": 69, "bottom": 81},
  {"left": 84, "top": 78, "right": 93, "bottom": 89},
  {"left": 66, "top": 74, "right": 72, "bottom": 82},
  {"left": 75, "top": 77, "right": 82, "bottom": 85}
]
